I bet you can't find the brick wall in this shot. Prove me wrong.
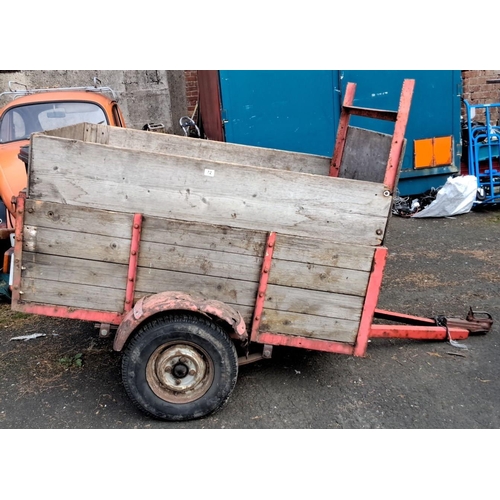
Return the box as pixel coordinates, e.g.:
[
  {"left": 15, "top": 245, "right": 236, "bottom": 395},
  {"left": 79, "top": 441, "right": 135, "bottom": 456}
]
[
  {"left": 462, "top": 70, "right": 500, "bottom": 104},
  {"left": 184, "top": 70, "right": 199, "bottom": 118},
  {"left": 462, "top": 70, "right": 500, "bottom": 123}
]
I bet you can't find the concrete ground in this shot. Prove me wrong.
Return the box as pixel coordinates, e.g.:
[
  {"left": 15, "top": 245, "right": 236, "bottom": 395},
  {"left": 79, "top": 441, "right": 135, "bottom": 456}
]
[{"left": 0, "top": 205, "right": 499, "bottom": 429}]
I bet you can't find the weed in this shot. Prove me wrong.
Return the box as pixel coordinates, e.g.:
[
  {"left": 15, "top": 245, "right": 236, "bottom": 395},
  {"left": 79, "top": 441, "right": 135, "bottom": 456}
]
[{"left": 59, "top": 353, "right": 83, "bottom": 368}]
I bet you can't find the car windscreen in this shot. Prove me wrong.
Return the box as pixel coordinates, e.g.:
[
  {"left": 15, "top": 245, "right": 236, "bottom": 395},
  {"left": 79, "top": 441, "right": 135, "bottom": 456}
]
[{"left": 0, "top": 101, "right": 108, "bottom": 144}]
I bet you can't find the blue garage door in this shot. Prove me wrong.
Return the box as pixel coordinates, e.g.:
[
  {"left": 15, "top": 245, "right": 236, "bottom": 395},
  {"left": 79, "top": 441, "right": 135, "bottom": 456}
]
[{"left": 219, "top": 70, "right": 340, "bottom": 157}]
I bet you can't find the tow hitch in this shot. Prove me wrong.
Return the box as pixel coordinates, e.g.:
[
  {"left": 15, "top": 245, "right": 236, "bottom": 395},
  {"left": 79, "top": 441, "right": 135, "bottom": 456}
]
[
  {"left": 446, "top": 308, "right": 494, "bottom": 334},
  {"left": 371, "top": 307, "right": 493, "bottom": 343}
]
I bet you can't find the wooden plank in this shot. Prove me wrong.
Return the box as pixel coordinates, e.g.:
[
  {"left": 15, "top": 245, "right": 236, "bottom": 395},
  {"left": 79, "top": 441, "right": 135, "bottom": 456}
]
[
  {"left": 28, "top": 135, "right": 391, "bottom": 246},
  {"left": 339, "top": 127, "right": 393, "bottom": 184},
  {"left": 42, "top": 123, "right": 110, "bottom": 143},
  {"left": 106, "top": 126, "right": 332, "bottom": 175},
  {"left": 42, "top": 123, "right": 87, "bottom": 141},
  {"left": 24, "top": 200, "right": 267, "bottom": 257},
  {"left": 269, "top": 259, "right": 369, "bottom": 296},
  {"left": 274, "top": 233, "right": 376, "bottom": 272},
  {"left": 141, "top": 216, "right": 267, "bottom": 257},
  {"left": 137, "top": 241, "right": 262, "bottom": 282},
  {"left": 20, "top": 278, "right": 125, "bottom": 312},
  {"left": 24, "top": 199, "right": 134, "bottom": 238},
  {"left": 135, "top": 268, "right": 259, "bottom": 307},
  {"left": 260, "top": 309, "right": 359, "bottom": 343},
  {"left": 44, "top": 123, "right": 332, "bottom": 176},
  {"left": 264, "top": 284, "right": 364, "bottom": 321},
  {"left": 23, "top": 226, "right": 131, "bottom": 265},
  {"left": 20, "top": 253, "right": 128, "bottom": 290}
]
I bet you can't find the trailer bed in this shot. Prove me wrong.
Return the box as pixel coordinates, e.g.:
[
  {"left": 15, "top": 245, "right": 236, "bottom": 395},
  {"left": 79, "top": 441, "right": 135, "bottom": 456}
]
[{"left": 18, "top": 120, "right": 395, "bottom": 346}]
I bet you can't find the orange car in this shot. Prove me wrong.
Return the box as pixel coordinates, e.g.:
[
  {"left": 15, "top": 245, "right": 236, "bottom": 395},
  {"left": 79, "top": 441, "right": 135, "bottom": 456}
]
[
  {"left": 0, "top": 81, "right": 126, "bottom": 238},
  {"left": 0, "top": 80, "right": 126, "bottom": 297}
]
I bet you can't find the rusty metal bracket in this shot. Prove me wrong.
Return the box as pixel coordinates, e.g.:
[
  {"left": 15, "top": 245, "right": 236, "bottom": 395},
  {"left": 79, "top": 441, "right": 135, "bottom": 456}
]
[
  {"left": 238, "top": 344, "right": 274, "bottom": 367},
  {"left": 98, "top": 323, "right": 112, "bottom": 338}
]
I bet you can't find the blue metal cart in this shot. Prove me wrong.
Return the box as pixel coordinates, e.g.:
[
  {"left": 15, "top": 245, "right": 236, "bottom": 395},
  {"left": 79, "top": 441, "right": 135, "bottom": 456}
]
[{"left": 463, "top": 99, "right": 500, "bottom": 204}]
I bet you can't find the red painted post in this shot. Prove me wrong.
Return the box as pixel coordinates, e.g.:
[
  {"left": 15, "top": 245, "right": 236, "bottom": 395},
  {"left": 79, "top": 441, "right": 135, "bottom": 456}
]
[
  {"left": 383, "top": 79, "right": 415, "bottom": 192},
  {"left": 250, "top": 232, "right": 276, "bottom": 343},
  {"left": 353, "top": 247, "right": 388, "bottom": 357},
  {"left": 124, "top": 213, "right": 143, "bottom": 312},
  {"left": 330, "top": 82, "right": 356, "bottom": 177},
  {"left": 10, "top": 192, "right": 25, "bottom": 306}
]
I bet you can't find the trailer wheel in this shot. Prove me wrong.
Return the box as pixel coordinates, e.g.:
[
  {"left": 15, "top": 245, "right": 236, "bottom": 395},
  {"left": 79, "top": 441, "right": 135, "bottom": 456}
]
[{"left": 121, "top": 313, "right": 238, "bottom": 421}]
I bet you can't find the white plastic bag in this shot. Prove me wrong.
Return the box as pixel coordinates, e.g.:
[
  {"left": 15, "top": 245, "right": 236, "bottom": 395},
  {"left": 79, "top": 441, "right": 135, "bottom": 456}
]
[{"left": 412, "top": 175, "right": 477, "bottom": 218}]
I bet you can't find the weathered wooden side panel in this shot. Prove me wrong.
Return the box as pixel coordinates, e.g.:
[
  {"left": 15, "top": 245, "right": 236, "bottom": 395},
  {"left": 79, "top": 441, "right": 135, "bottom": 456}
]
[
  {"left": 20, "top": 201, "right": 133, "bottom": 312},
  {"left": 19, "top": 199, "right": 375, "bottom": 343},
  {"left": 20, "top": 201, "right": 266, "bottom": 316},
  {"left": 21, "top": 124, "right": 397, "bottom": 344},
  {"left": 28, "top": 135, "right": 391, "bottom": 246},
  {"left": 43, "top": 123, "right": 332, "bottom": 176},
  {"left": 258, "top": 233, "right": 373, "bottom": 340}
]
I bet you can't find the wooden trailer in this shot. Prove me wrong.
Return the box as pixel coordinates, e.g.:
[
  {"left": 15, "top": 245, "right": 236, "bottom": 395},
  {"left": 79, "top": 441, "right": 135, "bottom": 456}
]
[{"left": 10, "top": 79, "right": 489, "bottom": 421}]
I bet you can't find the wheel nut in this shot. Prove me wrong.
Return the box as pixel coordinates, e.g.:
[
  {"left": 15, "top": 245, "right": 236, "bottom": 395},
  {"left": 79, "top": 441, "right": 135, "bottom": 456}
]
[{"left": 189, "top": 369, "right": 196, "bottom": 376}]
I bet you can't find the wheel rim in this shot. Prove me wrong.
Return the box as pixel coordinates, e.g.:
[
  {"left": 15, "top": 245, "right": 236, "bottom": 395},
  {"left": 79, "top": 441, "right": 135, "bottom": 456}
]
[{"left": 146, "top": 342, "right": 214, "bottom": 404}]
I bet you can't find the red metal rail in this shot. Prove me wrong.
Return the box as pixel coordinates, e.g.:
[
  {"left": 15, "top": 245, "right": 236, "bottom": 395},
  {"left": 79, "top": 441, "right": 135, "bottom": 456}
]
[
  {"left": 124, "top": 213, "right": 143, "bottom": 312},
  {"left": 329, "top": 78, "right": 415, "bottom": 194},
  {"left": 250, "top": 232, "right": 276, "bottom": 343}
]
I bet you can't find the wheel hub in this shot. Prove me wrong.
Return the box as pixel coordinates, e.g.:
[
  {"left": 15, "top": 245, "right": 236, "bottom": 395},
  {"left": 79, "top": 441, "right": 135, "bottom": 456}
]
[
  {"left": 172, "top": 362, "right": 189, "bottom": 379},
  {"left": 146, "top": 343, "right": 214, "bottom": 403}
]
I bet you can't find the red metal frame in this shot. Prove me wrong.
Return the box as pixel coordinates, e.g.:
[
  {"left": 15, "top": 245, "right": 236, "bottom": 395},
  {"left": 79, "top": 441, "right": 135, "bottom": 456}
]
[
  {"left": 353, "top": 247, "right": 388, "bottom": 356},
  {"left": 329, "top": 82, "right": 356, "bottom": 177},
  {"left": 124, "top": 214, "right": 143, "bottom": 312},
  {"left": 370, "top": 308, "right": 469, "bottom": 341},
  {"left": 370, "top": 324, "right": 469, "bottom": 341},
  {"left": 329, "top": 78, "right": 416, "bottom": 194},
  {"left": 255, "top": 331, "right": 355, "bottom": 356},
  {"left": 383, "top": 79, "right": 415, "bottom": 192},
  {"left": 250, "top": 232, "right": 276, "bottom": 343}
]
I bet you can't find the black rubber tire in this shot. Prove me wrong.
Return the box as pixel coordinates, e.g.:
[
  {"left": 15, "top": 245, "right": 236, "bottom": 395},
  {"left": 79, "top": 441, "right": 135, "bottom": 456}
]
[{"left": 121, "top": 313, "right": 238, "bottom": 421}]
